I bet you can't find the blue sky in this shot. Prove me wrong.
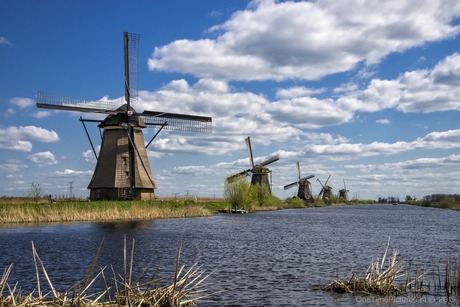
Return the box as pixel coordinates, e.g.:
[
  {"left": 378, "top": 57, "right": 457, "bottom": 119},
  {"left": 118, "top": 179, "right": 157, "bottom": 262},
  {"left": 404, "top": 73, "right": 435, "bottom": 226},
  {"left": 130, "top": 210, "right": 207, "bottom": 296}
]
[{"left": 1, "top": 0, "right": 460, "bottom": 201}]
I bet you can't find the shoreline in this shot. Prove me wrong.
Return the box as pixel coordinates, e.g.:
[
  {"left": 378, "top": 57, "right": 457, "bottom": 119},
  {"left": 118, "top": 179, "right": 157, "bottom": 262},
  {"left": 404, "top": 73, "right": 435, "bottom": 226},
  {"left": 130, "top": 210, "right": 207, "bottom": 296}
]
[{"left": 1, "top": 199, "right": 457, "bottom": 225}]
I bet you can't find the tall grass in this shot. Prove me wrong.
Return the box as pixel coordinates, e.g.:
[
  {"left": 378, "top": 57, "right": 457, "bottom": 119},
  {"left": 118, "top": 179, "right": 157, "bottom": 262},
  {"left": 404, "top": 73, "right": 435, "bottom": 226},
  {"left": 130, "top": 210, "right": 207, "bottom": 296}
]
[
  {"left": 0, "top": 238, "right": 219, "bottom": 306},
  {"left": 0, "top": 201, "right": 211, "bottom": 224}
]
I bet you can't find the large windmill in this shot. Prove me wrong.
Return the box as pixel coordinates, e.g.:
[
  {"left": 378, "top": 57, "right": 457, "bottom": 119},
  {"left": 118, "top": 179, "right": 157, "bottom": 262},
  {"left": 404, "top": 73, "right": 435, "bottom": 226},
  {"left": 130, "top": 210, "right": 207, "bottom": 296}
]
[
  {"left": 226, "top": 137, "right": 279, "bottom": 194},
  {"left": 317, "top": 175, "right": 333, "bottom": 200},
  {"left": 283, "top": 162, "right": 315, "bottom": 202},
  {"left": 36, "top": 32, "right": 212, "bottom": 201},
  {"left": 339, "top": 179, "right": 349, "bottom": 202}
]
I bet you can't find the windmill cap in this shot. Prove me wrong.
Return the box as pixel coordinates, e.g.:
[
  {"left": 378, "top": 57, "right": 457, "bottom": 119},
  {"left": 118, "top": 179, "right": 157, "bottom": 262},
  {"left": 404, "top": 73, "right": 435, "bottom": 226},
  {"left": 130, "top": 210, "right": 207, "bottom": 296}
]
[{"left": 98, "top": 104, "right": 146, "bottom": 128}]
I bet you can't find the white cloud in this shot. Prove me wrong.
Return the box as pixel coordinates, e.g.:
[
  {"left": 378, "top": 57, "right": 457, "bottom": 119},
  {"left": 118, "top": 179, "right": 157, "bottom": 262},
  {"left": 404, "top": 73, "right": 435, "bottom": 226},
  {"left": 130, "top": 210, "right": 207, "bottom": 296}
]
[
  {"left": 2, "top": 126, "right": 59, "bottom": 143},
  {"left": 0, "top": 160, "right": 28, "bottom": 173},
  {"left": 275, "top": 86, "right": 326, "bottom": 99},
  {"left": 376, "top": 119, "right": 390, "bottom": 124},
  {"left": 0, "top": 126, "right": 59, "bottom": 152},
  {"left": 27, "top": 151, "right": 58, "bottom": 167},
  {"left": 0, "top": 140, "right": 32, "bottom": 152},
  {"left": 82, "top": 146, "right": 100, "bottom": 163},
  {"left": 0, "top": 36, "right": 12, "bottom": 46},
  {"left": 55, "top": 169, "right": 93, "bottom": 176},
  {"left": 338, "top": 53, "right": 460, "bottom": 114},
  {"left": 304, "top": 129, "right": 460, "bottom": 160},
  {"left": 9, "top": 97, "right": 35, "bottom": 108},
  {"left": 32, "top": 110, "right": 53, "bottom": 118},
  {"left": 148, "top": 0, "right": 460, "bottom": 81}
]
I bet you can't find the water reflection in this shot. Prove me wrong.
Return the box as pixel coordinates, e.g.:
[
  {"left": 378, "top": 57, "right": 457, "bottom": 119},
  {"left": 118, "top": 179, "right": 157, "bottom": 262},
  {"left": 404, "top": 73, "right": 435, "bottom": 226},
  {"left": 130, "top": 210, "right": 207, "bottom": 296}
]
[{"left": 0, "top": 204, "right": 459, "bottom": 306}]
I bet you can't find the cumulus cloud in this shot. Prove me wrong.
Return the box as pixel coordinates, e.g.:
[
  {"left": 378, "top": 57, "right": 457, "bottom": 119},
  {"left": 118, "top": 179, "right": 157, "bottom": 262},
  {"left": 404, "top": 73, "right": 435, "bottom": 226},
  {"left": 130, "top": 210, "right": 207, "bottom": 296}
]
[
  {"left": 0, "top": 126, "right": 59, "bottom": 152},
  {"left": 339, "top": 53, "right": 460, "bottom": 114},
  {"left": 27, "top": 151, "right": 58, "bottom": 167},
  {"left": 148, "top": 0, "right": 460, "bottom": 81},
  {"left": 82, "top": 146, "right": 100, "bottom": 163},
  {"left": 304, "top": 129, "right": 460, "bottom": 160},
  {"left": 9, "top": 97, "right": 35, "bottom": 108},
  {"left": 345, "top": 154, "right": 460, "bottom": 172}
]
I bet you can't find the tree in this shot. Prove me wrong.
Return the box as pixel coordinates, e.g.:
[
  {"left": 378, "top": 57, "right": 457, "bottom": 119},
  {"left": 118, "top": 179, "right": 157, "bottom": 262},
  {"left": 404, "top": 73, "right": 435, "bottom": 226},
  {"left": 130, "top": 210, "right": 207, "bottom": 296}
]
[
  {"left": 224, "top": 176, "right": 253, "bottom": 209},
  {"left": 27, "top": 181, "right": 43, "bottom": 203}
]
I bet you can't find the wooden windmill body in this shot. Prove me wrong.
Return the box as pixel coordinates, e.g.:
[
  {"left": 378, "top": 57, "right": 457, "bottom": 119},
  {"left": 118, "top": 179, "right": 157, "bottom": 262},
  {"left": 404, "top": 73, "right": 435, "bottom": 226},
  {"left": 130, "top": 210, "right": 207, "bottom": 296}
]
[
  {"left": 87, "top": 105, "right": 156, "bottom": 200},
  {"left": 226, "top": 136, "right": 279, "bottom": 194},
  {"left": 284, "top": 162, "right": 314, "bottom": 202},
  {"left": 338, "top": 179, "right": 349, "bottom": 202},
  {"left": 317, "top": 175, "right": 333, "bottom": 200},
  {"left": 37, "top": 32, "right": 212, "bottom": 200}
]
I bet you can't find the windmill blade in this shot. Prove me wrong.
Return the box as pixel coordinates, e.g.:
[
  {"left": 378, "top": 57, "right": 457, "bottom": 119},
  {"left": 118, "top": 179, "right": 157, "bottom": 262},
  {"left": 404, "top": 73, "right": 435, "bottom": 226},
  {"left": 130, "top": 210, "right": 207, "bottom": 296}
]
[
  {"left": 317, "top": 178, "right": 324, "bottom": 188},
  {"left": 343, "top": 179, "right": 347, "bottom": 190},
  {"left": 260, "top": 154, "right": 280, "bottom": 166},
  {"left": 300, "top": 174, "right": 315, "bottom": 181},
  {"left": 245, "top": 137, "right": 254, "bottom": 167},
  {"left": 141, "top": 111, "right": 212, "bottom": 133},
  {"left": 324, "top": 174, "right": 331, "bottom": 186},
  {"left": 318, "top": 189, "right": 324, "bottom": 197},
  {"left": 226, "top": 170, "right": 250, "bottom": 183},
  {"left": 124, "top": 32, "right": 139, "bottom": 105},
  {"left": 283, "top": 181, "right": 298, "bottom": 190},
  {"left": 296, "top": 161, "right": 301, "bottom": 180},
  {"left": 36, "top": 92, "right": 118, "bottom": 114}
]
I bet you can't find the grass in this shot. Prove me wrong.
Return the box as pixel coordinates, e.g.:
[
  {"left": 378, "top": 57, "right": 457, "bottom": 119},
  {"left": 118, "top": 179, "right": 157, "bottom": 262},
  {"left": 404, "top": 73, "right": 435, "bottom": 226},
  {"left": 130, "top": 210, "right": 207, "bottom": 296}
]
[
  {"left": 0, "top": 200, "right": 215, "bottom": 224},
  {"left": 0, "top": 238, "right": 220, "bottom": 306}
]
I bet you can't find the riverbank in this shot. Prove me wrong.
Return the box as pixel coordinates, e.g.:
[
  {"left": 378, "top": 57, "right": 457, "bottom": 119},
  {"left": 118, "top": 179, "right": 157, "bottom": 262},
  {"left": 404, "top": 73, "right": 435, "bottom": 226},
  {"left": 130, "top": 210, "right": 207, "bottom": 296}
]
[
  {"left": 0, "top": 197, "right": 323, "bottom": 224},
  {"left": 0, "top": 199, "right": 217, "bottom": 224},
  {"left": 2, "top": 197, "right": 456, "bottom": 225}
]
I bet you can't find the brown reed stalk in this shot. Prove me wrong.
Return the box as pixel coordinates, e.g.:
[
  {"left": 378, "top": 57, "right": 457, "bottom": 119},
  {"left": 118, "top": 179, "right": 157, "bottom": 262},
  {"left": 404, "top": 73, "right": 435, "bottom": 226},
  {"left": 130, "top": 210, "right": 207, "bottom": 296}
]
[
  {"left": 445, "top": 256, "right": 452, "bottom": 298},
  {"left": 457, "top": 259, "right": 460, "bottom": 290}
]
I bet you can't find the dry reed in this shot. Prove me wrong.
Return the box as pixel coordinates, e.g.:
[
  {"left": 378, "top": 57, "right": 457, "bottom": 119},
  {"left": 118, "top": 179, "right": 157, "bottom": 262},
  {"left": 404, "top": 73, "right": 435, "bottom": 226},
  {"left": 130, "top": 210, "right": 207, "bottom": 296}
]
[
  {"left": 0, "top": 202, "right": 211, "bottom": 224},
  {"left": 0, "top": 238, "right": 219, "bottom": 306},
  {"left": 322, "top": 239, "right": 459, "bottom": 301},
  {"left": 322, "top": 239, "right": 404, "bottom": 295}
]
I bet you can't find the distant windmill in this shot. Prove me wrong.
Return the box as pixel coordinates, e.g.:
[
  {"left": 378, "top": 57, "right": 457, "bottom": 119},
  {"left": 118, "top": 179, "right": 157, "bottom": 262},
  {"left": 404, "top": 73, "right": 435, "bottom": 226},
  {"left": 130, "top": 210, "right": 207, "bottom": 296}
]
[
  {"left": 339, "top": 179, "right": 349, "bottom": 202},
  {"left": 37, "top": 32, "right": 212, "bottom": 201},
  {"left": 317, "top": 175, "right": 332, "bottom": 200},
  {"left": 226, "top": 136, "right": 279, "bottom": 194},
  {"left": 283, "top": 162, "right": 315, "bottom": 202}
]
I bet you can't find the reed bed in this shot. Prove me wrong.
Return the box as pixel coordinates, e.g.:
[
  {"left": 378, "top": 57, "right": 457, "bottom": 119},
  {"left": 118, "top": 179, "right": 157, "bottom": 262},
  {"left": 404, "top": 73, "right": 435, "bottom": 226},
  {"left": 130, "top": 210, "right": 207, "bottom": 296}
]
[
  {"left": 322, "top": 239, "right": 460, "bottom": 301},
  {"left": 0, "top": 201, "right": 211, "bottom": 224},
  {"left": 0, "top": 238, "right": 219, "bottom": 306}
]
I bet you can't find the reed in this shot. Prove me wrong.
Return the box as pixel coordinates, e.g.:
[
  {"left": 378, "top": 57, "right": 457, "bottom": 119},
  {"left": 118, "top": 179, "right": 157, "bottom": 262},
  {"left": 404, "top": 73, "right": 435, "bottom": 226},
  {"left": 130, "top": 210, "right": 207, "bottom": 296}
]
[
  {"left": 0, "top": 238, "right": 219, "bottom": 306},
  {"left": 322, "top": 240, "right": 404, "bottom": 295},
  {"left": 322, "top": 240, "right": 459, "bottom": 300},
  {"left": 0, "top": 201, "right": 212, "bottom": 224}
]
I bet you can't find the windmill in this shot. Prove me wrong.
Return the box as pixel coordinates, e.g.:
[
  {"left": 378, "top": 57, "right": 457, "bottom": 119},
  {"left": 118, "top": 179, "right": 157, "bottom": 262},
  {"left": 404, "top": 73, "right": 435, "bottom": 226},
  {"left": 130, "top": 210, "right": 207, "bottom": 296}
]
[
  {"left": 283, "top": 162, "right": 315, "bottom": 202},
  {"left": 36, "top": 32, "right": 212, "bottom": 201},
  {"left": 339, "top": 179, "right": 349, "bottom": 202},
  {"left": 226, "top": 136, "right": 279, "bottom": 194},
  {"left": 317, "top": 175, "right": 332, "bottom": 200}
]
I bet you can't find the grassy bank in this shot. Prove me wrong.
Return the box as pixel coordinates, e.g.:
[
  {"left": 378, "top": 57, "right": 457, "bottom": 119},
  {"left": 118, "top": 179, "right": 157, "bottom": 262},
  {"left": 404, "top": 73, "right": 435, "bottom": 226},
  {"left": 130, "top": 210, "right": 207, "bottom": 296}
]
[
  {"left": 0, "top": 199, "right": 218, "bottom": 224},
  {"left": 405, "top": 199, "right": 460, "bottom": 211},
  {"left": 0, "top": 196, "right": 380, "bottom": 225}
]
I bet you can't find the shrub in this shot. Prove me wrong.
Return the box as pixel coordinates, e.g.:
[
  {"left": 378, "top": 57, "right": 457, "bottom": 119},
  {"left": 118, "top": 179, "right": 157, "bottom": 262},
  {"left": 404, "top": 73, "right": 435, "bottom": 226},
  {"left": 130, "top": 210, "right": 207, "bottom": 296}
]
[{"left": 224, "top": 176, "right": 253, "bottom": 209}]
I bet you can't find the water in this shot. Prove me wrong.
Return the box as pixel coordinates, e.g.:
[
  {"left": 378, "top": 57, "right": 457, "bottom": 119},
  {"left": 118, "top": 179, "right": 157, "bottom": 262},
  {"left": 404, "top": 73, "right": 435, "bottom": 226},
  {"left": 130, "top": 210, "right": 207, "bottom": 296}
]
[{"left": 1, "top": 204, "right": 459, "bottom": 306}]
